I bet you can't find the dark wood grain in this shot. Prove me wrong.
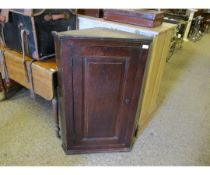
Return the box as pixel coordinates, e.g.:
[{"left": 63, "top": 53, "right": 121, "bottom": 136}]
[
  {"left": 53, "top": 28, "right": 152, "bottom": 154},
  {"left": 77, "top": 9, "right": 103, "bottom": 18},
  {"left": 104, "top": 9, "right": 164, "bottom": 28},
  {"left": 104, "top": 9, "right": 164, "bottom": 20}
]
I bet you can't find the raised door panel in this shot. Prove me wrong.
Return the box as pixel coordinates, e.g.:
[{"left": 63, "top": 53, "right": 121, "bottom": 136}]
[
  {"left": 83, "top": 56, "right": 128, "bottom": 139},
  {"left": 70, "top": 44, "right": 143, "bottom": 152}
]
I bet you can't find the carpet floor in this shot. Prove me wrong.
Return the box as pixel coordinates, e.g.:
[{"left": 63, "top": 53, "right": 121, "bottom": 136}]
[{"left": 0, "top": 33, "right": 210, "bottom": 166}]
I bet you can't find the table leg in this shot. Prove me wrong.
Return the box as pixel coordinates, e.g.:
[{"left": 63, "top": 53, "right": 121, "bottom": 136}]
[
  {"left": 52, "top": 96, "right": 60, "bottom": 138},
  {"left": 0, "top": 73, "right": 6, "bottom": 100}
]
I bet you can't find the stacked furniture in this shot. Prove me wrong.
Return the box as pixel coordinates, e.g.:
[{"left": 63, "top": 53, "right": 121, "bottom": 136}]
[
  {"left": 78, "top": 15, "right": 176, "bottom": 131},
  {"left": 1, "top": 9, "right": 176, "bottom": 154},
  {"left": 0, "top": 47, "right": 60, "bottom": 136},
  {"left": 103, "top": 9, "right": 165, "bottom": 28},
  {"left": 51, "top": 12, "right": 175, "bottom": 153},
  {"left": 0, "top": 9, "right": 77, "bottom": 137},
  {"left": 0, "top": 9, "right": 76, "bottom": 60}
]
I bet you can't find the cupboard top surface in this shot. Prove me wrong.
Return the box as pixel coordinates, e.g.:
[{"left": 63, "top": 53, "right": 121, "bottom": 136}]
[
  {"left": 78, "top": 15, "right": 176, "bottom": 36},
  {"left": 55, "top": 28, "right": 152, "bottom": 41}
]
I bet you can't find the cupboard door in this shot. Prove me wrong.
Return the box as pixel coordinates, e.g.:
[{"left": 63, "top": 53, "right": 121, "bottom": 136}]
[{"left": 67, "top": 43, "right": 148, "bottom": 153}]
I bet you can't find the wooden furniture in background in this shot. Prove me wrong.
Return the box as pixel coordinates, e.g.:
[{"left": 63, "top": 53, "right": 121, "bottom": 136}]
[
  {"left": 4, "top": 49, "right": 57, "bottom": 100},
  {"left": 0, "top": 74, "right": 21, "bottom": 101},
  {"left": 0, "top": 72, "right": 6, "bottom": 100},
  {"left": 0, "top": 9, "right": 77, "bottom": 60},
  {"left": 0, "top": 47, "right": 60, "bottom": 137},
  {"left": 77, "top": 9, "right": 103, "bottom": 18},
  {"left": 78, "top": 15, "right": 176, "bottom": 132},
  {"left": 53, "top": 28, "right": 152, "bottom": 154},
  {"left": 104, "top": 9, "right": 165, "bottom": 28},
  {"left": 0, "top": 47, "right": 22, "bottom": 100}
]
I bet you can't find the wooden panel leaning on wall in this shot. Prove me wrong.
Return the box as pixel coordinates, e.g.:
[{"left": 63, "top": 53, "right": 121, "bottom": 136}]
[{"left": 137, "top": 29, "right": 174, "bottom": 131}]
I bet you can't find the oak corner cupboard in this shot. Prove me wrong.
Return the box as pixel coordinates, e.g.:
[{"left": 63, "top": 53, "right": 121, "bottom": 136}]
[{"left": 53, "top": 28, "right": 152, "bottom": 154}]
